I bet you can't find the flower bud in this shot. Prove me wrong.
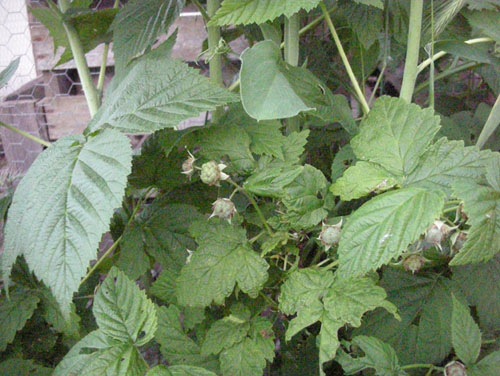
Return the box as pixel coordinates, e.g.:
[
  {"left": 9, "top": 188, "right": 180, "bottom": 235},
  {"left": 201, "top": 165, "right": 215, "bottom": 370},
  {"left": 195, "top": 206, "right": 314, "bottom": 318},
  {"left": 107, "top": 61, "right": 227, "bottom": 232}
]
[
  {"left": 210, "top": 198, "right": 237, "bottom": 223},
  {"left": 318, "top": 220, "right": 342, "bottom": 251},
  {"left": 200, "top": 161, "right": 229, "bottom": 186},
  {"left": 181, "top": 150, "right": 196, "bottom": 180},
  {"left": 403, "top": 254, "right": 426, "bottom": 274},
  {"left": 444, "top": 361, "right": 467, "bottom": 376},
  {"left": 424, "top": 220, "right": 452, "bottom": 251}
]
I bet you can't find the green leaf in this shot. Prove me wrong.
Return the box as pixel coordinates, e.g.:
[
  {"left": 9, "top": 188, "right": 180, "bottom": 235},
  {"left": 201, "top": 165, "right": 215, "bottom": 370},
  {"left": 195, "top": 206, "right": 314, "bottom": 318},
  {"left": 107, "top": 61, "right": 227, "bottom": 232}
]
[
  {"left": 280, "top": 268, "right": 397, "bottom": 367},
  {"left": 0, "top": 58, "right": 20, "bottom": 89},
  {"left": 201, "top": 311, "right": 251, "bottom": 356},
  {"left": 93, "top": 267, "right": 157, "bottom": 346},
  {"left": 0, "top": 290, "right": 40, "bottom": 351},
  {"left": 338, "top": 188, "right": 445, "bottom": 278},
  {"left": 112, "top": 0, "right": 184, "bottom": 72},
  {"left": 468, "top": 351, "right": 500, "bottom": 376},
  {"left": 119, "top": 203, "right": 203, "bottom": 280},
  {"left": 337, "top": 336, "right": 406, "bottom": 376},
  {"left": 331, "top": 161, "right": 401, "bottom": 201},
  {"left": 451, "top": 157, "right": 500, "bottom": 264},
  {"left": 209, "top": 0, "right": 321, "bottom": 25},
  {"left": 88, "top": 42, "right": 238, "bottom": 135},
  {"left": 197, "top": 124, "right": 255, "bottom": 173},
  {"left": 148, "top": 365, "right": 218, "bottom": 376},
  {"left": 155, "top": 305, "right": 219, "bottom": 371},
  {"left": 353, "top": 0, "right": 384, "bottom": 7},
  {"left": 463, "top": 9, "right": 500, "bottom": 42},
  {"left": 351, "top": 96, "right": 441, "bottom": 176},
  {"left": 244, "top": 122, "right": 285, "bottom": 160},
  {"left": 283, "top": 130, "right": 310, "bottom": 165},
  {"left": 240, "top": 41, "right": 333, "bottom": 121},
  {"left": 331, "top": 145, "right": 356, "bottom": 182},
  {"left": 452, "top": 256, "right": 500, "bottom": 332},
  {"left": 339, "top": 1, "right": 384, "bottom": 49},
  {"left": 406, "top": 139, "right": 489, "bottom": 196},
  {"left": 434, "top": 40, "right": 498, "bottom": 64},
  {"left": 451, "top": 295, "right": 481, "bottom": 365},
  {"left": 176, "top": 220, "right": 269, "bottom": 307},
  {"left": 55, "top": 330, "right": 147, "bottom": 376},
  {"left": 0, "top": 359, "right": 52, "bottom": 376},
  {"left": 2, "top": 129, "right": 132, "bottom": 317},
  {"left": 244, "top": 165, "right": 304, "bottom": 198},
  {"left": 356, "top": 270, "right": 455, "bottom": 365},
  {"left": 219, "top": 337, "right": 270, "bottom": 376},
  {"left": 282, "top": 165, "right": 329, "bottom": 230},
  {"left": 39, "top": 287, "right": 81, "bottom": 339}
]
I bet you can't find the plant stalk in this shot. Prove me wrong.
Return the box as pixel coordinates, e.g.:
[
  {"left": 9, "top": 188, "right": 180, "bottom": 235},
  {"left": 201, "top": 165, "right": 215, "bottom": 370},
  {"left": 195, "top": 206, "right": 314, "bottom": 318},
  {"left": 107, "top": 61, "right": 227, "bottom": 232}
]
[
  {"left": 207, "top": 0, "right": 224, "bottom": 122},
  {"left": 58, "top": 0, "right": 100, "bottom": 117},
  {"left": 320, "top": 3, "right": 370, "bottom": 115},
  {"left": 284, "top": 14, "right": 301, "bottom": 134},
  {"left": 476, "top": 94, "right": 500, "bottom": 149},
  {"left": 400, "top": 0, "right": 424, "bottom": 103},
  {"left": 0, "top": 121, "right": 51, "bottom": 147},
  {"left": 414, "top": 61, "right": 480, "bottom": 94}
]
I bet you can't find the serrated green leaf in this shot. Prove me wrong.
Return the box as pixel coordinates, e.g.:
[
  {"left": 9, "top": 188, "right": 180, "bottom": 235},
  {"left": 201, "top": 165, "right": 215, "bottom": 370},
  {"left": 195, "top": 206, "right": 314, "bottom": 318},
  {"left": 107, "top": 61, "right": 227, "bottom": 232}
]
[
  {"left": 451, "top": 157, "right": 500, "bottom": 264},
  {"left": 3, "top": 129, "right": 132, "bottom": 318},
  {"left": 283, "top": 130, "right": 310, "bottom": 164},
  {"left": 119, "top": 203, "right": 203, "bottom": 280},
  {"left": 39, "top": 287, "right": 81, "bottom": 339},
  {"left": 451, "top": 295, "right": 481, "bottom": 365},
  {"left": 219, "top": 337, "right": 269, "bottom": 376},
  {"left": 201, "top": 316, "right": 250, "bottom": 356},
  {"left": 356, "top": 270, "right": 455, "bottom": 365},
  {"left": 354, "top": 0, "right": 384, "bottom": 7},
  {"left": 112, "top": 0, "right": 184, "bottom": 72},
  {"left": 339, "top": 1, "right": 384, "bottom": 49},
  {"left": 240, "top": 41, "right": 333, "bottom": 121},
  {"left": 351, "top": 97, "right": 441, "bottom": 176},
  {"left": 209, "top": 0, "right": 320, "bottom": 26},
  {"left": 176, "top": 220, "right": 269, "bottom": 307},
  {"left": 338, "top": 188, "right": 445, "bottom": 278},
  {"left": 468, "top": 351, "right": 500, "bottom": 376},
  {"left": 93, "top": 267, "right": 157, "bottom": 346},
  {"left": 244, "top": 165, "right": 304, "bottom": 198},
  {"left": 150, "top": 269, "right": 178, "bottom": 303},
  {"left": 337, "top": 336, "right": 406, "bottom": 376},
  {"left": 282, "top": 165, "right": 329, "bottom": 230},
  {"left": 406, "top": 138, "right": 489, "bottom": 196},
  {"left": 452, "top": 256, "right": 500, "bottom": 332},
  {"left": 244, "top": 122, "right": 285, "bottom": 160},
  {"left": 88, "top": 43, "right": 238, "bottom": 134},
  {"left": 0, "top": 290, "right": 40, "bottom": 351},
  {"left": 0, "top": 58, "right": 20, "bottom": 89},
  {"left": 331, "top": 145, "right": 356, "bottom": 182},
  {"left": 0, "top": 359, "right": 52, "bottom": 376},
  {"left": 279, "top": 267, "right": 335, "bottom": 315},
  {"left": 54, "top": 329, "right": 147, "bottom": 376},
  {"left": 155, "top": 305, "right": 219, "bottom": 371},
  {"left": 197, "top": 124, "right": 255, "bottom": 173},
  {"left": 153, "top": 365, "right": 218, "bottom": 376},
  {"left": 331, "top": 161, "right": 400, "bottom": 201}
]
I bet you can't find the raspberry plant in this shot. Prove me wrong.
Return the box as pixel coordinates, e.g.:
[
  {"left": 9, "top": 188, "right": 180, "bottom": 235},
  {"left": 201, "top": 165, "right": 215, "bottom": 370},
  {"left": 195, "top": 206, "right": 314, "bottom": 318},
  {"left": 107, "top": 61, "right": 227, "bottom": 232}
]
[{"left": 1, "top": 0, "right": 499, "bottom": 375}]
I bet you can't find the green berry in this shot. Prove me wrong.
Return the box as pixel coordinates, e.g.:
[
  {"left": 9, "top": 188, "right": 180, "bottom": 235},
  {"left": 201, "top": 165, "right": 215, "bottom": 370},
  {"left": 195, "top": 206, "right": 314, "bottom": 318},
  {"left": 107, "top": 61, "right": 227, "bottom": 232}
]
[
  {"left": 403, "top": 254, "right": 426, "bottom": 274},
  {"left": 210, "top": 198, "right": 237, "bottom": 223},
  {"left": 200, "top": 161, "right": 229, "bottom": 186},
  {"left": 318, "top": 220, "right": 342, "bottom": 251}
]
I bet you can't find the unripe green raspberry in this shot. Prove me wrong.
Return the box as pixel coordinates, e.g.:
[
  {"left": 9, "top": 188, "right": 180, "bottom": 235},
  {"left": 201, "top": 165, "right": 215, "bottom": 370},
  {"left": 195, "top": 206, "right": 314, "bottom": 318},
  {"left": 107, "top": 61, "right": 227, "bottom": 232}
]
[
  {"left": 318, "top": 220, "right": 342, "bottom": 251},
  {"left": 423, "top": 220, "right": 453, "bottom": 251},
  {"left": 200, "top": 161, "right": 229, "bottom": 186},
  {"left": 444, "top": 361, "right": 466, "bottom": 376},
  {"left": 403, "top": 254, "right": 426, "bottom": 274},
  {"left": 210, "top": 198, "right": 237, "bottom": 223}
]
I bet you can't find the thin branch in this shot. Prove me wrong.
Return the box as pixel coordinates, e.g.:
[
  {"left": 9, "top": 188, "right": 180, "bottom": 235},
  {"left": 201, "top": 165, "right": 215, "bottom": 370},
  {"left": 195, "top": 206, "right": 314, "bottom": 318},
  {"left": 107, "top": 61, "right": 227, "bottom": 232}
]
[{"left": 0, "top": 121, "right": 51, "bottom": 148}]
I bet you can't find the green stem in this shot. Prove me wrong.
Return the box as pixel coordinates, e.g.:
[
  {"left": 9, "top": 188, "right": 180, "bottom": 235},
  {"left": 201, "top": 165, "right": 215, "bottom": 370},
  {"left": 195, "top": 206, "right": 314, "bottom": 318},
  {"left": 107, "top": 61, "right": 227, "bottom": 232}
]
[
  {"left": 476, "top": 94, "right": 500, "bottom": 149},
  {"left": 401, "top": 364, "right": 441, "bottom": 371},
  {"left": 400, "top": 0, "right": 424, "bottom": 103},
  {"left": 284, "top": 14, "right": 301, "bottom": 134},
  {"left": 428, "top": 0, "right": 435, "bottom": 109},
  {"left": 417, "top": 37, "right": 493, "bottom": 74},
  {"left": 58, "top": 0, "right": 100, "bottom": 116},
  {"left": 227, "top": 179, "right": 274, "bottom": 236},
  {"left": 322, "top": 259, "right": 339, "bottom": 271},
  {"left": 191, "top": 0, "right": 210, "bottom": 23},
  {"left": 207, "top": 0, "right": 224, "bottom": 122},
  {"left": 0, "top": 121, "right": 51, "bottom": 147},
  {"left": 96, "top": 0, "right": 120, "bottom": 96},
  {"left": 320, "top": 2, "right": 370, "bottom": 115},
  {"left": 80, "top": 235, "right": 122, "bottom": 286},
  {"left": 414, "top": 61, "right": 480, "bottom": 94}
]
